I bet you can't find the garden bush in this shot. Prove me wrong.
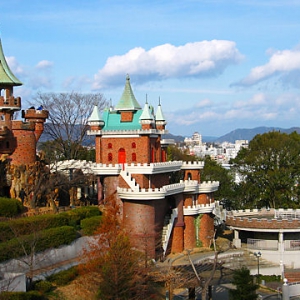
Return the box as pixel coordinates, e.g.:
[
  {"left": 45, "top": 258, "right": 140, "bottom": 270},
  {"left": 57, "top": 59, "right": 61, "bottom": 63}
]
[
  {"left": 0, "top": 197, "right": 23, "bottom": 217},
  {"left": 80, "top": 215, "right": 102, "bottom": 235},
  {"left": 66, "top": 206, "right": 101, "bottom": 228},
  {"left": 0, "top": 291, "right": 46, "bottom": 300},
  {"left": 0, "top": 226, "right": 77, "bottom": 262},
  {"left": 47, "top": 266, "right": 79, "bottom": 286},
  {"left": 0, "top": 207, "right": 100, "bottom": 243},
  {"left": 33, "top": 280, "right": 53, "bottom": 293},
  {"left": 0, "top": 214, "right": 70, "bottom": 243}
]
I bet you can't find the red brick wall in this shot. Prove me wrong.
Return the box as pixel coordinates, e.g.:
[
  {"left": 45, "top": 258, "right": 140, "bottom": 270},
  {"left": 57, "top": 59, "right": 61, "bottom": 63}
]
[
  {"left": 171, "top": 222, "right": 184, "bottom": 253},
  {"left": 184, "top": 215, "right": 196, "bottom": 249},
  {"left": 183, "top": 169, "right": 200, "bottom": 182},
  {"left": 10, "top": 124, "right": 36, "bottom": 165},
  {"left": 99, "top": 136, "right": 151, "bottom": 164},
  {"left": 123, "top": 200, "right": 156, "bottom": 257},
  {"left": 120, "top": 111, "right": 133, "bottom": 122},
  {"left": 198, "top": 194, "right": 209, "bottom": 204},
  {"left": 184, "top": 194, "right": 193, "bottom": 207},
  {"left": 199, "top": 213, "right": 214, "bottom": 247},
  {"left": 226, "top": 216, "right": 300, "bottom": 229}
]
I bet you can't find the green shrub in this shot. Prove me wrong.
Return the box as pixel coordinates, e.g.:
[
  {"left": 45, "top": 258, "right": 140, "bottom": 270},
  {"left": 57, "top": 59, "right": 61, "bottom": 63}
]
[
  {"left": 47, "top": 266, "right": 79, "bottom": 286},
  {"left": 80, "top": 215, "right": 102, "bottom": 235},
  {"left": 0, "top": 214, "right": 73, "bottom": 243},
  {"left": 66, "top": 206, "right": 101, "bottom": 228},
  {"left": 260, "top": 274, "right": 281, "bottom": 282},
  {"left": 0, "top": 291, "right": 46, "bottom": 300},
  {"left": 0, "top": 197, "right": 23, "bottom": 217},
  {"left": 0, "top": 226, "right": 77, "bottom": 262},
  {"left": 33, "top": 280, "right": 53, "bottom": 293}
]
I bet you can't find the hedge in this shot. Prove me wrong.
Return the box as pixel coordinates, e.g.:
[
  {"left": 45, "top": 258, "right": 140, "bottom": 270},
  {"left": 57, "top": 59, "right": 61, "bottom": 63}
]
[
  {"left": 47, "top": 266, "right": 79, "bottom": 286},
  {"left": 0, "top": 291, "right": 46, "bottom": 300},
  {"left": 0, "top": 206, "right": 101, "bottom": 243},
  {"left": 0, "top": 226, "right": 77, "bottom": 262},
  {"left": 0, "top": 197, "right": 23, "bottom": 217},
  {"left": 80, "top": 215, "right": 102, "bottom": 235}
]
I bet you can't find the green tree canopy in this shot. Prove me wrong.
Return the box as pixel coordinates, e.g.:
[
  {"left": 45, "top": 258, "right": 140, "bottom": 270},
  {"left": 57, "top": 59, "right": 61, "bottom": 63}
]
[
  {"left": 201, "top": 156, "right": 236, "bottom": 209},
  {"left": 231, "top": 131, "right": 300, "bottom": 209},
  {"left": 229, "top": 267, "right": 259, "bottom": 300}
]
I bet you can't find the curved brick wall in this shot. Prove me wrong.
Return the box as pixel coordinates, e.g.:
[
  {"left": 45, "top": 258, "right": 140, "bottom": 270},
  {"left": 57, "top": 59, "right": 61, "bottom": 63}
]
[
  {"left": 226, "top": 216, "right": 300, "bottom": 229},
  {"left": 123, "top": 200, "right": 156, "bottom": 257},
  {"left": 184, "top": 215, "right": 196, "bottom": 249},
  {"left": 10, "top": 123, "right": 36, "bottom": 165},
  {"left": 199, "top": 213, "right": 215, "bottom": 247}
]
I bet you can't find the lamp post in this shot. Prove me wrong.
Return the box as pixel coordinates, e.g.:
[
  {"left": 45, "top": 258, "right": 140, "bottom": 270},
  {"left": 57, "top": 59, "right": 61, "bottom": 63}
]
[{"left": 254, "top": 251, "right": 261, "bottom": 278}]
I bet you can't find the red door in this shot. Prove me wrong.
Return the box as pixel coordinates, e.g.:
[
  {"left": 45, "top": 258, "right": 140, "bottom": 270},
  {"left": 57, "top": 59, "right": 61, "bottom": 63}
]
[{"left": 118, "top": 148, "right": 126, "bottom": 169}]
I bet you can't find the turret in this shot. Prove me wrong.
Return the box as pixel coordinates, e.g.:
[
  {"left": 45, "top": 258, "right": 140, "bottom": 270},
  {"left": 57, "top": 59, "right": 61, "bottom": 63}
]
[
  {"left": 115, "top": 75, "right": 141, "bottom": 122},
  {"left": 139, "top": 100, "right": 154, "bottom": 129},
  {"left": 88, "top": 105, "right": 104, "bottom": 130},
  {"left": 24, "top": 108, "right": 49, "bottom": 141},
  {"left": 0, "top": 37, "right": 22, "bottom": 155},
  {"left": 155, "top": 99, "right": 167, "bottom": 130}
]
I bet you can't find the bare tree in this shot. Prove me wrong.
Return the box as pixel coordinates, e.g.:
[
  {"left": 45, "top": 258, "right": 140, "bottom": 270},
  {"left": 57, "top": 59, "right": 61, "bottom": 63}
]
[
  {"left": 33, "top": 91, "right": 107, "bottom": 161},
  {"left": 187, "top": 230, "right": 227, "bottom": 300}
]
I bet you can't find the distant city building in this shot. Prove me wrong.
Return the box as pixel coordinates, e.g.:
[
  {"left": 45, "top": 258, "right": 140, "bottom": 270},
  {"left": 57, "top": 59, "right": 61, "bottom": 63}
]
[{"left": 183, "top": 132, "right": 248, "bottom": 163}]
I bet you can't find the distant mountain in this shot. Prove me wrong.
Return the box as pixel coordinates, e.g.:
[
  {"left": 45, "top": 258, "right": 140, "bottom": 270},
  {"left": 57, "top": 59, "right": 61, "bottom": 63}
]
[
  {"left": 39, "top": 125, "right": 300, "bottom": 146},
  {"left": 214, "top": 126, "right": 300, "bottom": 143}
]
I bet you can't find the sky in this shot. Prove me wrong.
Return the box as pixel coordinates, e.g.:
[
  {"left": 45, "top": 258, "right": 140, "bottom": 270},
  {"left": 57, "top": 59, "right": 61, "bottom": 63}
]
[{"left": 1, "top": 0, "right": 300, "bottom": 137}]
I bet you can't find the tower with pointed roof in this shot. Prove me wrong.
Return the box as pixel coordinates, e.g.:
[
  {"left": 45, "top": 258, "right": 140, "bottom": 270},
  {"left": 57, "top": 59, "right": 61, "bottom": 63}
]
[
  {"left": 88, "top": 75, "right": 219, "bottom": 258},
  {"left": 88, "top": 75, "right": 168, "bottom": 165},
  {"left": 0, "top": 36, "right": 48, "bottom": 165}
]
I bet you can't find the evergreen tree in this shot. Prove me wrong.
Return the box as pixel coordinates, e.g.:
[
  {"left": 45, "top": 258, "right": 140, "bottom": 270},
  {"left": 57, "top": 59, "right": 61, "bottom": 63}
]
[
  {"left": 229, "top": 267, "right": 259, "bottom": 300},
  {"left": 231, "top": 131, "right": 300, "bottom": 209}
]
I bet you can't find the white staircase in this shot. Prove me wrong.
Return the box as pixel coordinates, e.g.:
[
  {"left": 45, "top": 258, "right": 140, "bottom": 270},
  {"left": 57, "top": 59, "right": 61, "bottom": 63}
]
[
  {"left": 162, "top": 208, "right": 178, "bottom": 255},
  {"left": 120, "top": 170, "right": 140, "bottom": 191}
]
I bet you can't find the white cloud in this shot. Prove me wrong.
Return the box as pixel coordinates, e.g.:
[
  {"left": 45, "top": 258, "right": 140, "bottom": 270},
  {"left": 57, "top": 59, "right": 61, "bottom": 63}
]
[
  {"left": 237, "top": 49, "right": 300, "bottom": 86},
  {"left": 234, "top": 93, "right": 267, "bottom": 108},
  {"left": 35, "top": 60, "right": 53, "bottom": 70},
  {"left": 195, "top": 99, "right": 213, "bottom": 108},
  {"left": 6, "top": 56, "right": 24, "bottom": 76},
  {"left": 92, "top": 40, "right": 243, "bottom": 89}
]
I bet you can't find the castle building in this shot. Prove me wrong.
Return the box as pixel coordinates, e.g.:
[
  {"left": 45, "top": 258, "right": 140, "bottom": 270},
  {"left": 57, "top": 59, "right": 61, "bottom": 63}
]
[
  {"left": 0, "top": 37, "right": 48, "bottom": 197},
  {"left": 87, "top": 75, "right": 220, "bottom": 257}
]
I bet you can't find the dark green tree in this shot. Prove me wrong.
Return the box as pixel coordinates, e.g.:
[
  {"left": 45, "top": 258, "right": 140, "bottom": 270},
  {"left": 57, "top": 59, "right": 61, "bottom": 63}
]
[
  {"left": 201, "top": 156, "right": 236, "bottom": 209},
  {"left": 229, "top": 267, "right": 259, "bottom": 300},
  {"left": 167, "top": 145, "right": 197, "bottom": 162},
  {"left": 231, "top": 131, "right": 300, "bottom": 209}
]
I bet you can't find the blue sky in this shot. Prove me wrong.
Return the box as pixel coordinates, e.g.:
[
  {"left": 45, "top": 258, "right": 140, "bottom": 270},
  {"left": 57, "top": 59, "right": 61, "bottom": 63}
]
[{"left": 1, "top": 0, "right": 300, "bottom": 137}]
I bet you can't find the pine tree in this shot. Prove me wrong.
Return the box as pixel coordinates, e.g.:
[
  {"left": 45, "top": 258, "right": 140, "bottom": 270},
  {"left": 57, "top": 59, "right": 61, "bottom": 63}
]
[{"left": 229, "top": 267, "right": 259, "bottom": 300}]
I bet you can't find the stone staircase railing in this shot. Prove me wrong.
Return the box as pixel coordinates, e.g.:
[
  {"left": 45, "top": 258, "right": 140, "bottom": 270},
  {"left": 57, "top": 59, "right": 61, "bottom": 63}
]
[
  {"left": 162, "top": 208, "right": 178, "bottom": 255},
  {"left": 120, "top": 170, "right": 139, "bottom": 191}
]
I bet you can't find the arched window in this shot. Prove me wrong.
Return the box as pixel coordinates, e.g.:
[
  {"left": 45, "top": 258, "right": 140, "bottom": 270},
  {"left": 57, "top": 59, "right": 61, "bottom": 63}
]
[
  {"left": 108, "top": 143, "right": 112, "bottom": 149},
  {"left": 132, "top": 153, "right": 136, "bottom": 162},
  {"left": 132, "top": 142, "right": 136, "bottom": 148},
  {"left": 187, "top": 172, "right": 192, "bottom": 180},
  {"left": 108, "top": 153, "right": 113, "bottom": 162}
]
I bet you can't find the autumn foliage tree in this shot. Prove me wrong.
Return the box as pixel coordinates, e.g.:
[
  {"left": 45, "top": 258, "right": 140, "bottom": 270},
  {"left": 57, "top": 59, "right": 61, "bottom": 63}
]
[{"left": 80, "top": 194, "right": 157, "bottom": 299}]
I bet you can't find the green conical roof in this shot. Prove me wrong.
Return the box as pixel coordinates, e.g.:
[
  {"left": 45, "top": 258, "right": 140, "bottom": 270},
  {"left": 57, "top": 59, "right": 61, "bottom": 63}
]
[
  {"left": 140, "top": 101, "right": 154, "bottom": 121},
  {"left": 155, "top": 100, "right": 166, "bottom": 121},
  {"left": 88, "top": 105, "right": 103, "bottom": 122},
  {"left": 0, "top": 38, "right": 22, "bottom": 86},
  {"left": 115, "top": 75, "right": 141, "bottom": 111}
]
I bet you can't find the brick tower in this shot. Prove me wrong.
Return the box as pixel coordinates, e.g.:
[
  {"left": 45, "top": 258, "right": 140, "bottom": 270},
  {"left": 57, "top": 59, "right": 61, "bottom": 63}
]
[
  {"left": 0, "top": 36, "right": 48, "bottom": 198},
  {"left": 88, "top": 75, "right": 219, "bottom": 258}
]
